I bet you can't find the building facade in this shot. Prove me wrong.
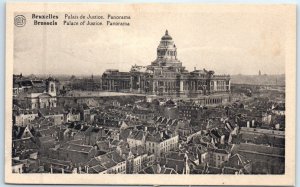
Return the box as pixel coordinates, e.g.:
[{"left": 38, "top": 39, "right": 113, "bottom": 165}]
[
  {"left": 13, "top": 77, "right": 58, "bottom": 109},
  {"left": 102, "top": 30, "right": 231, "bottom": 98}
]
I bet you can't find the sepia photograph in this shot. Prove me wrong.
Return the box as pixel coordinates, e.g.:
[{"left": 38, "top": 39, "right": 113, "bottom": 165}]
[{"left": 5, "top": 3, "right": 296, "bottom": 185}]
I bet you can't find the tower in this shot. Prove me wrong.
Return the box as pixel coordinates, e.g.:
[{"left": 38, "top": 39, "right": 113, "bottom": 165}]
[{"left": 46, "top": 78, "right": 57, "bottom": 97}]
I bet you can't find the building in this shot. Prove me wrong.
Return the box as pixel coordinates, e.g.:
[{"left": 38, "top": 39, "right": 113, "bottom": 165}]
[
  {"left": 239, "top": 127, "right": 285, "bottom": 148},
  {"left": 56, "top": 143, "right": 98, "bottom": 164},
  {"left": 38, "top": 107, "right": 65, "bottom": 125},
  {"left": 14, "top": 77, "right": 58, "bottom": 109},
  {"left": 127, "top": 129, "right": 179, "bottom": 158},
  {"left": 208, "top": 148, "right": 231, "bottom": 168},
  {"left": 235, "top": 143, "right": 284, "bottom": 174},
  {"left": 102, "top": 30, "right": 231, "bottom": 98},
  {"left": 13, "top": 109, "right": 39, "bottom": 126},
  {"left": 85, "top": 151, "right": 126, "bottom": 174}
]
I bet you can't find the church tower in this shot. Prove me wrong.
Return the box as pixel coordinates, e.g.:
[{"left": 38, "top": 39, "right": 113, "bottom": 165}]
[{"left": 46, "top": 78, "right": 57, "bottom": 97}]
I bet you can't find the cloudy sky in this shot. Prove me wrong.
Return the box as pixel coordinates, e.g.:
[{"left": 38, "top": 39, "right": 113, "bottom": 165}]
[{"left": 13, "top": 4, "right": 290, "bottom": 75}]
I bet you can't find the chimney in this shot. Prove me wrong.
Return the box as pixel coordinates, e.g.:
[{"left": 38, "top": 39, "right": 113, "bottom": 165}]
[
  {"left": 220, "top": 135, "right": 225, "bottom": 144},
  {"left": 194, "top": 67, "right": 196, "bottom": 71},
  {"left": 156, "top": 164, "right": 161, "bottom": 174}
]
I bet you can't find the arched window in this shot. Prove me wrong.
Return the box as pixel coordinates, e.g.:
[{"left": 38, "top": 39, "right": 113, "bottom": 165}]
[{"left": 51, "top": 84, "right": 54, "bottom": 92}]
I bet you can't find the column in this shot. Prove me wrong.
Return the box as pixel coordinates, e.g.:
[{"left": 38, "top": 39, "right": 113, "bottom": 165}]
[
  {"left": 153, "top": 81, "right": 156, "bottom": 93},
  {"left": 138, "top": 76, "right": 141, "bottom": 93},
  {"left": 130, "top": 76, "right": 133, "bottom": 92},
  {"left": 180, "top": 80, "right": 183, "bottom": 92}
]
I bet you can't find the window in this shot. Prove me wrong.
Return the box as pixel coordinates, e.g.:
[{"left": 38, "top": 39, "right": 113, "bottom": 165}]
[{"left": 51, "top": 84, "right": 54, "bottom": 92}]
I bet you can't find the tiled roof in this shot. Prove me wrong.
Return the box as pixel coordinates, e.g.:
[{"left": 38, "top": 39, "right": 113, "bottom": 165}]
[
  {"left": 164, "top": 159, "right": 185, "bottom": 173},
  {"left": 238, "top": 143, "right": 284, "bottom": 157},
  {"left": 204, "top": 166, "right": 222, "bottom": 174},
  {"left": 222, "top": 167, "right": 240, "bottom": 174},
  {"left": 139, "top": 165, "right": 178, "bottom": 174},
  {"left": 39, "top": 107, "right": 64, "bottom": 116},
  {"left": 119, "top": 129, "right": 131, "bottom": 141},
  {"left": 40, "top": 157, "right": 72, "bottom": 167},
  {"left": 61, "top": 143, "right": 94, "bottom": 153},
  {"left": 38, "top": 135, "right": 56, "bottom": 143},
  {"left": 225, "top": 153, "right": 251, "bottom": 170},
  {"left": 89, "top": 165, "right": 107, "bottom": 173},
  {"left": 211, "top": 148, "right": 230, "bottom": 155},
  {"left": 90, "top": 151, "right": 125, "bottom": 170},
  {"left": 128, "top": 130, "right": 146, "bottom": 141}
]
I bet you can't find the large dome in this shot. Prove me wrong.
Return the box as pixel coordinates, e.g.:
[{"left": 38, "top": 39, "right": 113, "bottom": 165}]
[{"left": 161, "top": 30, "right": 173, "bottom": 40}]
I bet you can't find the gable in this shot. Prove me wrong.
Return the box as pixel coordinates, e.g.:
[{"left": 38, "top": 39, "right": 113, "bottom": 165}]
[{"left": 21, "top": 126, "right": 34, "bottom": 139}]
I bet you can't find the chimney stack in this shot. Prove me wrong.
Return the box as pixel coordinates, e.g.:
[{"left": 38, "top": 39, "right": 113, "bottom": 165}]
[{"left": 156, "top": 164, "right": 161, "bottom": 174}]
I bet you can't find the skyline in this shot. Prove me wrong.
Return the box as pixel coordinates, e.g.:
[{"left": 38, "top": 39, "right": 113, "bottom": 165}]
[{"left": 14, "top": 5, "right": 288, "bottom": 75}]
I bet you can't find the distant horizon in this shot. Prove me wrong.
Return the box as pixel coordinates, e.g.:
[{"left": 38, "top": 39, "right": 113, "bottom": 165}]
[{"left": 14, "top": 72, "right": 286, "bottom": 77}]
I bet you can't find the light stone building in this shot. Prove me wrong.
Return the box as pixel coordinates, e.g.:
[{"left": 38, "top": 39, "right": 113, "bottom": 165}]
[{"left": 102, "top": 30, "right": 231, "bottom": 101}]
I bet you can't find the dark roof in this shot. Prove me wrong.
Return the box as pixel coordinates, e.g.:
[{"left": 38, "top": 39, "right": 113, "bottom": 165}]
[
  {"left": 238, "top": 143, "right": 285, "bottom": 157},
  {"left": 273, "top": 103, "right": 285, "bottom": 111},
  {"left": 12, "top": 126, "right": 33, "bottom": 140},
  {"left": 222, "top": 167, "right": 241, "bottom": 174},
  {"left": 60, "top": 143, "right": 94, "bottom": 153},
  {"left": 205, "top": 166, "right": 222, "bottom": 174},
  {"left": 211, "top": 148, "right": 230, "bottom": 155},
  {"left": 39, "top": 107, "right": 64, "bottom": 116},
  {"left": 161, "top": 30, "right": 173, "bottom": 40},
  {"left": 225, "top": 153, "right": 251, "bottom": 170},
  {"left": 139, "top": 165, "right": 178, "bottom": 174},
  {"left": 128, "top": 130, "right": 146, "bottom": 141},
  {"left": 38, "top": 135, "right": 56, "bottom": 143}
]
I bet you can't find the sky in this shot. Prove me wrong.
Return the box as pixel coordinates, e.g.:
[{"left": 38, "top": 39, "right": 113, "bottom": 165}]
[{"left": 13, "top": 4, "right": 290, "bottom": 76}]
